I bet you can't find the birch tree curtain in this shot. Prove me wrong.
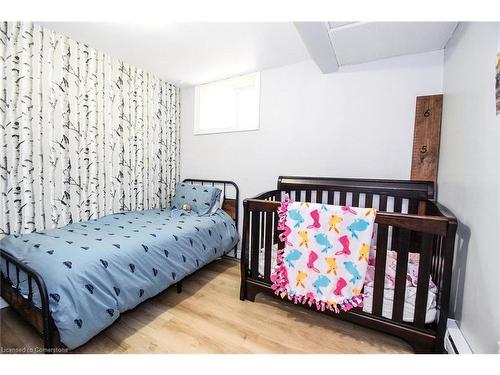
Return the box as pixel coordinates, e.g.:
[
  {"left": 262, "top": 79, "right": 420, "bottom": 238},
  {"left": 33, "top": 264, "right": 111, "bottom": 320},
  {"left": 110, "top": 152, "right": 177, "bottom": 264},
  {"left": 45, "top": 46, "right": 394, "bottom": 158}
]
[{"left": 0, "top": 22, "right": 180, "bottom": 236}]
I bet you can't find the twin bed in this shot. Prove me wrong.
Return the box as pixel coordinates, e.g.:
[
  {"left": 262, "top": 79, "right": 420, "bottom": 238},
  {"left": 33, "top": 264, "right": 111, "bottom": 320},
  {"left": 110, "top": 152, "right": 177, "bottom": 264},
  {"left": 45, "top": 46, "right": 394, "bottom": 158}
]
[{"left": 0, "top": 179, "right": 239, "bottom": 351}]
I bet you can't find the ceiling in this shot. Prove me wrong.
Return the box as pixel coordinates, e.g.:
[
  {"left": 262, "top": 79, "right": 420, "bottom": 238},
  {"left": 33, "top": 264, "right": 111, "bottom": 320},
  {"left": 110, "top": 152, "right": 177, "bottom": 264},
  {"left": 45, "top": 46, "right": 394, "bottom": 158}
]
[
  {"left": 328, "top": 22, "right": 458, "bottom": 66},
  {"left": 38, "top": 22, "right": 310, "bottom": 86},
  {"left": 38, "top": 22, "right": 458, "bottom": 86},
  {"left": 295, "top": 22, "right": 458, "bottom": 73}
]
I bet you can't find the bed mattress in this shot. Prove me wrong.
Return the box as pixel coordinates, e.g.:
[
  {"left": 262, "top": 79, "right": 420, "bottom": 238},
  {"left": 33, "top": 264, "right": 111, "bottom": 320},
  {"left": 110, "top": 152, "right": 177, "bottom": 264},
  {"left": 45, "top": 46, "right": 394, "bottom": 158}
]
[{"left": 0, "top": 208, "right": 238, "bottom": 350}]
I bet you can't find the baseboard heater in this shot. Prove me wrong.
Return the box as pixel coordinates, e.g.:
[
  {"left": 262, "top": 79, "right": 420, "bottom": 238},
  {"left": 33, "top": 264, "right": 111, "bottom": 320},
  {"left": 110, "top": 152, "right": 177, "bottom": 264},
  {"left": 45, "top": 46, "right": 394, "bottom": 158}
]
[{"left": 445, "top": 319, "right": 472, "bottom": 354}]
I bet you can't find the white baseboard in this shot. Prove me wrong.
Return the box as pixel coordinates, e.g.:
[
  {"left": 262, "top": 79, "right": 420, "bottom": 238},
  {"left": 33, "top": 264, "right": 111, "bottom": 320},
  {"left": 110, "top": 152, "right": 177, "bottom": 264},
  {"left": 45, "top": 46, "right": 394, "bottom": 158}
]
[
  {"left": 0, "top": 297, "right": 9, "bottom": 309},
  {"left": 445, "top": 319, "right": 472, "bottom": 354}
]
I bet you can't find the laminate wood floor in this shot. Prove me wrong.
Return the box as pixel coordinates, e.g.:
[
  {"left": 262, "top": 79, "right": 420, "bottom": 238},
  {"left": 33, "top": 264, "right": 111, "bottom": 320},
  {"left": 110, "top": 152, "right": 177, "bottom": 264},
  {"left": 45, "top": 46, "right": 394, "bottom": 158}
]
[{"left": 0, "top": 258, "right": 412, "bottom": 354}]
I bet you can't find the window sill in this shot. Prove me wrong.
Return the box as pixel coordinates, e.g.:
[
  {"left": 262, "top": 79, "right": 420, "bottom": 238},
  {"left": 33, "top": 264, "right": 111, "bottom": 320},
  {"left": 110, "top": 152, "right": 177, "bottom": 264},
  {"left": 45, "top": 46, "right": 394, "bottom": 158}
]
[{"left": 194, "top": 127, "right": 259, "bottom": 136}]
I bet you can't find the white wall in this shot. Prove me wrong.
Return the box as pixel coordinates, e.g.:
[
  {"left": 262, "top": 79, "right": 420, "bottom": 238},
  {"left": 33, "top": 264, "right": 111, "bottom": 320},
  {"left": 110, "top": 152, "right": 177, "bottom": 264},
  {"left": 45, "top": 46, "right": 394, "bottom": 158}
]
[
  {"left": 180, "top": 51, "right": 444, "bottom": 219},
  {"left": 439, "top": 22, "right": 500, "bottom": 354}
]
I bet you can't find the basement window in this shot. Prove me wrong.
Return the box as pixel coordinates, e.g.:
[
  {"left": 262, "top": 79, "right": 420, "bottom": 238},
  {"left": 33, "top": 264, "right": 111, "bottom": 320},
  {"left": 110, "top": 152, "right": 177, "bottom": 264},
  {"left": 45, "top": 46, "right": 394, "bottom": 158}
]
[{"left": 194, "top": 72, "right": 260, "bottom": 135}]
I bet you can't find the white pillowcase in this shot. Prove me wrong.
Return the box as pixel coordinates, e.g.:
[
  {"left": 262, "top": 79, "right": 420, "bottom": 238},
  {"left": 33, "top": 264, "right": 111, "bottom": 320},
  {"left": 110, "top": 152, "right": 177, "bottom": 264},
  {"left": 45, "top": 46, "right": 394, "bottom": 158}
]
[{"left": 209, "top": 190, "right": 223, "bottom": 214}]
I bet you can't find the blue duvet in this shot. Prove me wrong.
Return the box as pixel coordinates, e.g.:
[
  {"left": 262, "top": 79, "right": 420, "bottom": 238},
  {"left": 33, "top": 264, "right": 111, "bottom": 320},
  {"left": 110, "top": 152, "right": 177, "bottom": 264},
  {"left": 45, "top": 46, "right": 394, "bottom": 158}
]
[{"left": 0, "top": 208, "right": 238, "bottom": 350}]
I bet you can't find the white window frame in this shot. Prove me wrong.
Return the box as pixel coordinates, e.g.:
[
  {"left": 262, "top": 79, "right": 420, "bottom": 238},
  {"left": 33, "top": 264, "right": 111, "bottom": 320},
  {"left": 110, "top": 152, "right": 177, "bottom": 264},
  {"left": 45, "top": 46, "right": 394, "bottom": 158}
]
[{"left": 194, "top": 72, "right": 261, "bottom": 135}]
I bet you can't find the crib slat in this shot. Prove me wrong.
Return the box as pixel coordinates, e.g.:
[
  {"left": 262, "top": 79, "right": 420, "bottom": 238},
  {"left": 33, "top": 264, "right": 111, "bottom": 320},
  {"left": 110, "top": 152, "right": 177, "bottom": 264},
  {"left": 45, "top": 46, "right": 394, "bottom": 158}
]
[
  {"left": 409, "top": 230, "right": 420, "bottom": 255},
  {"left": 414, "top": 233, "right": 433, "bottom": 327},
  {"left": 250, "top": 211, "right": 260, "bottom": 279},
  {"left": 272, "top": 209, "right": 279, "bottom": 246},
  {"left": 16, "top": 267, "right": 20, "bottom": 290},
  {"left": 352, "top": 192, "right": 360, "bottom": 207},
  {"left": 392, "top": 229, "right": 411, "bottom": 322},
  {"left": 316, "top": 190, "right": 322, "bottom": 203},
  {"left": 435, "top": 236, "right": 443, "bottom": 294},
  {"left": 260, "top": 212, "right": 265, "bottom": 250},
  {"left": 339, "top": 191, "right": 347, "bottom": 206},
  {"left": 305, "top": 190, "right": 311, "bottom": 202},
  {"left": 430, "top": 239, "right": 438, "bottom": 284},
  {"left": 391, "top": 197, "right": 402, "bottom": 251},
  {"left": 378, "top": 194, "right": 388, "bottom": 211},
  {"left": 327, "top": 190, "right": 334, "bottom": 205},
  {"left": 431, "top": 238, "right": 439, "bottom": 288},
  {"left": 276, "top": 207, "right": 285, "bottom": 251},
  {"left": 293, "top": 190, "right": 301, "bottom": 202},
  {"left": 264, "top": 211, "right": 273, "bottom": 281},
  {"left": 394, "top": 197, "right": 403, "bottom": 213},
  {"left": 372, "top": 224, "right": 389, "bottom": 316},
  {"left": 365, "top": 193, "right": 373, "bottom": 208}
]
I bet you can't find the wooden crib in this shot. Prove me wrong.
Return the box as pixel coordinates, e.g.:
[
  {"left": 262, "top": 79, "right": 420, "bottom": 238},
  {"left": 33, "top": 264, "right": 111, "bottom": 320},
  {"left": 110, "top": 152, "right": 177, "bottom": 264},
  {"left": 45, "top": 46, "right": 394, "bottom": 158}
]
[{"left": 239, "top": 176, "right": 457, "bottom": 353}]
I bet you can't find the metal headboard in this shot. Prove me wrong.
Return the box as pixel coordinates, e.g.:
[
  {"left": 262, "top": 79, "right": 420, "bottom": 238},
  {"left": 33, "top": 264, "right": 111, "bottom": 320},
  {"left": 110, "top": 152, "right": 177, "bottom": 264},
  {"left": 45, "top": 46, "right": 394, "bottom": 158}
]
[{"left": 182, "top": 178, "right": 239, "bottom": 259}]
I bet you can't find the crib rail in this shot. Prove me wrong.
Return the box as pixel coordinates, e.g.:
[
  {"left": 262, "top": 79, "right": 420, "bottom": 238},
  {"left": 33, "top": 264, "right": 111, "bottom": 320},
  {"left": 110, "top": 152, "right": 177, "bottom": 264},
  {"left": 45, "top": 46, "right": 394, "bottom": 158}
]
[
  {"left": 240, "top": 178, "right": 456, "bottom": 353},
  {"left": 277, "top": 176, "right": 434, "bottom": 200}
]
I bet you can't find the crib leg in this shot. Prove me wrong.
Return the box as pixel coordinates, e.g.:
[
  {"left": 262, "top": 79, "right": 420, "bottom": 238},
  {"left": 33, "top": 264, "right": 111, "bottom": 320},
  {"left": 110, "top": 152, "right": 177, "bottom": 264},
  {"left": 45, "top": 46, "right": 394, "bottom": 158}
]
[
  {"left": 244, "top": 283, "right": 258, "bottom": 302},
  {"left": 239, "top": 282, "right": 247, "bottom": 301},
  {"left": 176, "top": 281, "right": 182, "bottom": 294},
  {"left": 410, "top": 341, "right": 435, "bottom": 354}
]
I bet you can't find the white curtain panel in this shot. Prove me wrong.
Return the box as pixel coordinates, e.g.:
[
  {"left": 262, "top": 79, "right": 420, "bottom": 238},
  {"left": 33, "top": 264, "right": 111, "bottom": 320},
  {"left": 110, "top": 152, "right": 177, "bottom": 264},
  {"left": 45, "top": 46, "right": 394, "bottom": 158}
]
[{"left": 0, "top": 22, "right": 180, "bottom": 236}]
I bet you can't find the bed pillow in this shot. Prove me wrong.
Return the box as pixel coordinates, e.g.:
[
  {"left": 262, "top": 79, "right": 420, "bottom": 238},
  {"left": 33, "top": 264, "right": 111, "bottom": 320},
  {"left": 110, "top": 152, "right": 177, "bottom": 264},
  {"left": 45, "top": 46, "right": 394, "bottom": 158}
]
[
  {"left": 209, "top": 189, "right": 224, "bottom": 214},
  {"left": 172, "top": 183, "right": 221, "bottom": 216}
]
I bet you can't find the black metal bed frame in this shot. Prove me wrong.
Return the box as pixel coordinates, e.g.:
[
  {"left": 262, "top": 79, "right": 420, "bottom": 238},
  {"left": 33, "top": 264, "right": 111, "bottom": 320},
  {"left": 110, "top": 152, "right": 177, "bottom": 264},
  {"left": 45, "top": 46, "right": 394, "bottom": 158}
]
[
  {"left": 1, "top": 250, "right": 54, "bottom": 350},
  {"left": 0, "top": 178, "right": 239, "bottom": 353},
  {"left": 182, "top": 178, "right": 240, "bottom": 259}
]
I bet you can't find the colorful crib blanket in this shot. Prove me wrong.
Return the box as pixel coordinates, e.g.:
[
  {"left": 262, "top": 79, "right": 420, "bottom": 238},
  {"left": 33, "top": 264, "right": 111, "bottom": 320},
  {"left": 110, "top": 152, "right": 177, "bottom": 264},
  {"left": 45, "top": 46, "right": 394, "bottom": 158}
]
[{"left": 271, "top": 196, "right": 376, "bottom": 312}]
